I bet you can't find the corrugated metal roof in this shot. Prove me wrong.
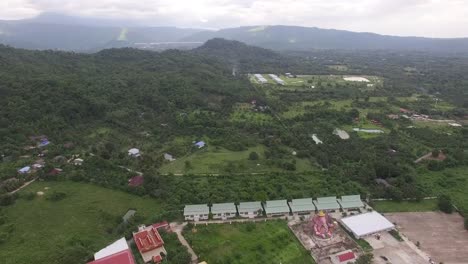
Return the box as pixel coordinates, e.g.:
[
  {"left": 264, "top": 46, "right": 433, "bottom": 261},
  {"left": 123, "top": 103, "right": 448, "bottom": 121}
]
[
  {"left": 184, "top": 204, "right": 209, "bottom": 215},
  {"left": 238, "top": 201, "right": 262, "bottom": 213},
  {"left": 338, "top": 195, "right": 364, "bottom": 209},
  {"left": 265, "top": 200, "right": 289, "bottom": 214},
  {"left": 314, "top": 196, "right": 340, "bottom": 210},
  {"left": 290, "top": 198, "right": 315, "bottom": 212},
  {"left": 211, "top": 203, "right": 237, "bottom": 214}
]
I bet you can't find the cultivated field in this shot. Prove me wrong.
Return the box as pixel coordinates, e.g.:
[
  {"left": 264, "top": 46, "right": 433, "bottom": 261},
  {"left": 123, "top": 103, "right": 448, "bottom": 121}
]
[
  {"left": 183, "top": 220, "right": 314, "bottom": 264},
  {"left": 385, "top": 212, "right": 468, "bottom": 264},
  {"left": 0, "top": 181, "right": 162, "bottom": 264}
]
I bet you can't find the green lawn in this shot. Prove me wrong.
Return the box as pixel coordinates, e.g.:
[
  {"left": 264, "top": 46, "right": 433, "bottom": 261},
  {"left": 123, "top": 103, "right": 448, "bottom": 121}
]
[
  {"left": 184, "top": 221, "right": 314, "bottom": 264},
  {"left": 0, "top": 181, "right": 163, "bottom": 264},
  {"left": 372, "top": 199, "right": 438, "bottom": 213},
  {"left": 159, "top": 145, "right": 315, "bottom": 174},
  {"left": 416, "top": 166, "right": 468, "bottom": 214}
]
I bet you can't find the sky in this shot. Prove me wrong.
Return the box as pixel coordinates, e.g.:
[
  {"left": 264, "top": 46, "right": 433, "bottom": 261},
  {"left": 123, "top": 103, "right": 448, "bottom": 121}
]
[{"left": 1, "top": 0, "right": 467, "bottom": 38}]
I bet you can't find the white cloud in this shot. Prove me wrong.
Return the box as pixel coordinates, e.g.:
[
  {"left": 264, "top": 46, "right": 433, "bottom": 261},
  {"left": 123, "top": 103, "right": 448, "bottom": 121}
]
[{"left": 0, "top": 0, "right": 467, "bottom": 37}]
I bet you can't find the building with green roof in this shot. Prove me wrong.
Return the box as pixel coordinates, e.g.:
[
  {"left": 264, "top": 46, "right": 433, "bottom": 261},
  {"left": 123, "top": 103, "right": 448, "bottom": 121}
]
[
  {"left": 184, "top": 204, "right": 209, "bottom": 221},
  {"left": 313, "top": 196, "right": 340, "bottom": 212},
  {"left": 264, "top": 199, "right": 290, "bottom": 217},
  {"left": 211, "top": 203, "right": 237, "bottom": 220},
  {"left": 289, "top": 198, "right": 316, "bottom": 215},
  {"left": 238, "top": 201, "right": 263, "bottom": 218},
  {"left": 337, "top": 195, "right": 364, "bottom": 210}
]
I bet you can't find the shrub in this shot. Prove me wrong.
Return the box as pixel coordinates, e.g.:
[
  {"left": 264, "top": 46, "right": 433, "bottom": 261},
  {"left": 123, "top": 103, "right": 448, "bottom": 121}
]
[
  {"left": 22, "top": 192, "right": 36, "bottom": 201},
  {"left": 464, "top": 217, "right": 468, "bottom": 230},
  {"left": 437, "top": 194, "right": 453, "bottom": 214},
  {"left": 248, "top": 151, "right": 259, "bottom": 160}
]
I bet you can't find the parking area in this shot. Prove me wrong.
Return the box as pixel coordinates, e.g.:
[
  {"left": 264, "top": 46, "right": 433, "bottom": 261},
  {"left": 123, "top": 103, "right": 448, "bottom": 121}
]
[
  {"left": 385, "top": 212, "right": 468, "bottom": 264},
  {"left": 365, "top": 232, "right": 428, "bottom": 264}
]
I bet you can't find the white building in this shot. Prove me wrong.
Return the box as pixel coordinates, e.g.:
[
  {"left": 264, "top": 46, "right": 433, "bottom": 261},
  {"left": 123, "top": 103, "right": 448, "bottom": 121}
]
[
  {"left": 94, "top": 237, "right": 129, "bottom": 260},
  {"left": 268, "top": 74, "right": 285, "bottom": 85},
  {"left": 211, "top": 203, "right": 237, "bottom": 220},
  {"left": 128, "top": 148, "right": 141, "bottom": 157},
  {"left": 184, "top": 204, "right": 209, "bottom": 221},
  {"left": 340, "top": 211, "right": 395, "bottom": 239},
  {"left": 254, "top": 74, "right": 268, "bottom": 84},
  {"left": 237, "top": 201, "right": 263, "bottom": 218}
]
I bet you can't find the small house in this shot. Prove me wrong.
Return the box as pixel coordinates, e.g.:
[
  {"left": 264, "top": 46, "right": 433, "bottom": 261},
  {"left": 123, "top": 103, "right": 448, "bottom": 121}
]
[
  {"left": 184, "top": 204, "right": 209, "bottom": 221},
  {"left": 18, "top": 166, "right": 31, "bottom": 174},
  {"left": 264, "top": 200, "right": 290, "bottom": 217},
  {"left": 128, "top": 148, "right": 141, "bottom": 157},
  {"left": 337, "top": 195, "right": 364, "bottom": 211},
  {"left": 211, "top": 203, "right": 237, "bottom": 220},
  {"left": 128, "top": 175, "right": 144, "bottom": 187},
  {"left": 237, "top": 201, "right": 263, "bottom": 218},
  {"left": 194, "top": 141, "right": 206, "bottom": 149},
  {"left": 73, "top": 158, "right": 84, "bottom": 166},
  {"left": 289, "top": 198, "right": 315, "bottom": 216},
  {"left": 163, "top": 153, "right": 176, "bottom": 161},
  {"left": 313, "top": 196, "right": 340, "bottom": 212}
]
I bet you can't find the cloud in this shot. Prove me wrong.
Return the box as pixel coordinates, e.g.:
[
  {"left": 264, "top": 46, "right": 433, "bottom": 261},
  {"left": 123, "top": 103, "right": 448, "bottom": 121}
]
[{"left": 1, "top": 0, "right": 467, "bottom": 37}]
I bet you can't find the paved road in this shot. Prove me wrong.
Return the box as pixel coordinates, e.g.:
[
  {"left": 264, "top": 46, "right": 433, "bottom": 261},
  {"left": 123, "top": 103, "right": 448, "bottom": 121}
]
[{"left": 170, "top": 222, "right": 198, "bottom": 264}]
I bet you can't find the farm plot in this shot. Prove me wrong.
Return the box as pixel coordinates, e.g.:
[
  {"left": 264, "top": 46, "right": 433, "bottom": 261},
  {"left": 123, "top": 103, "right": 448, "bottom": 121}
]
[{"left": 184, "top": 221, "right": 314, "bottom": 264}]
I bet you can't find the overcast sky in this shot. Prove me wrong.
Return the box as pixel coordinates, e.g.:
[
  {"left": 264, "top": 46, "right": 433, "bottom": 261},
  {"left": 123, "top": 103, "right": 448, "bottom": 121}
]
[{"left": 1, "top": 0, "right": 467, "bottom": 38}]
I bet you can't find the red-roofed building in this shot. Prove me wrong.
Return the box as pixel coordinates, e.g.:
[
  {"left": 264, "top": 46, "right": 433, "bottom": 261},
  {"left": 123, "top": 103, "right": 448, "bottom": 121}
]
[
  {"left": 87, "top": 249, "right": 135, "bottom": 264},
  {"left": 330, "top": 250, "right": 356, "bottom": 264},
  {"left": 133, "top": 225, "right": 167, "bottom": 263},
  {"left": 152, "top": 221, "right": 171, "bottom": 232},
  {"left": 128, "top": 175, "right": 144, "bottom": 187}
]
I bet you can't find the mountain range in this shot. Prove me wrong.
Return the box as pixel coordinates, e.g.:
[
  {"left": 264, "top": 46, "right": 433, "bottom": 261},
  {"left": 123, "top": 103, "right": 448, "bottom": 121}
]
[{"left": 1, "top": 13, "right": 468, "bottom": 53}]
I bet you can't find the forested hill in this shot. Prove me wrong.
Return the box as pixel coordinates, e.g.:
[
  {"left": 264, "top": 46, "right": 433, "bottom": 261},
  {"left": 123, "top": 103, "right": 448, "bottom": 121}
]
[
  {"left": 184, "top": 25, "right": 468, "bottom": 54},
  {"left": 0, "top": 44, "right": 254, "bottom": 151}
]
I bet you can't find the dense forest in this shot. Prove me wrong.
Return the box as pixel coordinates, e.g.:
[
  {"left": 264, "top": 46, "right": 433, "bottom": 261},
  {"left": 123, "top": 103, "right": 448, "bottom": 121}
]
[{"left": 0, "top": 39, "right": 467, "bottom": 213}]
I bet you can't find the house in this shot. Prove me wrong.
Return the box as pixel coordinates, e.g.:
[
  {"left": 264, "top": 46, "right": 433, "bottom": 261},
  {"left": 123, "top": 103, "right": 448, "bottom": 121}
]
[
  {"left": 341, "top": 212, "right": 395, "bottom": 239},
  {"left": 32, "top": 163, "right": 44, "bottom": 169},
  {"left": 264, "top": 200, "right": 290, "bottom": 217},
  {"left": 337, "top": 195, "right": 364, "bottom": 211},
  {"left": 237, "top": 201, "right": 263, "bottom": 218},
  {"left": 194, "top": 141, "right": 206, "bottom": 149},
  {"left": 313, "top": 196, "right": 340, "bottom": 212},
  {"left": 289, "top": 198, "right": 315, "bottom": 216},
  {"left": 128, "top": 175, "right": 144, "bottom": 187},
  {"left": 163, "top": 153, "right": 176, "bottom": 161},
  {"left": 47, "top": 168, "right": 63, "bottom": 176},
  {"left": 73, "top": 158, "right": 84, "bottom": 166},
  {"left": 38, "top": 139, "right": 50, "bottom": 147},
  {"left": 18, "top": 166, "right": 31, "bottom": 174},
  {"left": 184, "top": 204, "right": 210, "bottom": 221},
  {"left": 211, "top": 203, "right": 237, "bottom": 220},
  {"left": 133, "top": 225, "right": 167, "bottom": 263},
  {"left": 128, "top": 148, "right": 141, "bottom": 157},
  {"left": 88, "top": 237, "right": 135, "bottom": 264},
  {"left": 152, "top": 221, "right": 171, "bottom": 232},
  {"left": 330, "top": 250, "right": 357, "bottom": 264}
]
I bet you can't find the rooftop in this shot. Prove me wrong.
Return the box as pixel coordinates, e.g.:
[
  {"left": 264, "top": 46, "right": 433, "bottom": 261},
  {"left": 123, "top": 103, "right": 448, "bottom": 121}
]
[
  {"left": 94, "top": 238, "right": 129, "bottom": 260},
  {"left": 88, "top": 249, "right": 135, "bottom": 264},
  {"left": 290, "top": 198, "right": 315, "bottom": 212},
  {"left": 133, "top": 226, "right": 164, "bottom": 253},
  {"left": 314, "top": 196, "right": 340, "bottom": 210},
  {"left": 184, "top": 204, "right": 209, "bottom": 215},
  {"left": 338, "top": 195, "right": 364, "bottom": 209},
  {"left": 341, "top": 211, "right": 395, "bottom": 238},
  {"left": 265, "top": 200, "right": 290, "bottom": 214},
  {"left": 211, "top": 203, "right": 237, "bottom": 214},
  {"left": 238, "top": 201, "right": 262, "bottom": 212}
]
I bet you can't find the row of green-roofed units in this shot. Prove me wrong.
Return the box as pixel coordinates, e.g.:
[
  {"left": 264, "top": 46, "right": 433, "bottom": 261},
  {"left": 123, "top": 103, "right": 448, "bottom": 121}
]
[{"left": 183, "top": 195, "right": 364, "bottom": 221}]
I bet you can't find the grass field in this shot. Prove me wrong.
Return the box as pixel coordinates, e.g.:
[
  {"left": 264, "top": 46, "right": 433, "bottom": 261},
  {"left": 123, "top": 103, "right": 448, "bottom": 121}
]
[
  {"left": 0, "top": 181, "right": 162, "bottom": 264},
  {"left": 372, "top": 199, "right": 438, "bottom": 213},
  {"left": 159, "top": 145, "right": 315, "bottom": 174},
  {"left": 184, "top": 221, "right": 314, "bottom": 264},
  {"left": 416, "top": 166, "right": 468, "bottom": 214}
]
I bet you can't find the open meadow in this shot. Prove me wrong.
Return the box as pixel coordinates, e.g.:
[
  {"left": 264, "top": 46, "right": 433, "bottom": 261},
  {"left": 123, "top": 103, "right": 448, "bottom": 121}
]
[
  {"left": 0, "top": 181, "right": 163, "bottom": 264},
  {"left": 184, "top": 221, "right": 314, "bottom": 264}
]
